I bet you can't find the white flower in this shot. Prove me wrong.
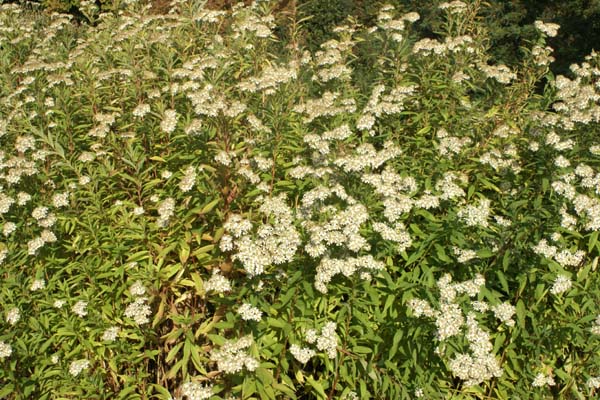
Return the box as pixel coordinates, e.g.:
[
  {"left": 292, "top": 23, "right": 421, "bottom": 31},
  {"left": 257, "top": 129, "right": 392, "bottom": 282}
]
[
  {"left": 214, "top": 150, "right": 232, "bottom": 166},
  {"left": 491, "top": 302, "right": 516, "bottom": 327},
  {"left": 0, "top": 247, "right": 7, "bottom": 266},
  {"left": 32, "top": 206, "right": 49, "bottom": 221},
  {"left": 535, "top": 20, "right": 560, "bottom": 37},
  {"left": 6, "top": 307, "right": 20, "bottom": 325},
  {"left": 179, "top": 166, "right": 196, "bottom": 193},
  {"left": 133, "top": 206, "right": 144, "bottom": 215},
  {"left": 289, "top": 344, "right": 315, "bottom": 364},
  {"left": 587, "top": 376, "right": 600, "bottom": 390},
  {"left": 532, "top": 372, "right": 555, "bottom": 387},
  {"left": 550, "top": 274, "right": 572, "bottom": 295},
  {"left": 315, "top": 322, "right": 338, "bottom": 359},
  {"left": 458, "top": 198, "right": 491, "bottom": 228},
  {"left": 238, "top": 303, "right": 262, "bottom": 322},
  {"left": 52, "top": 192, "right": 69, "bottom": 208},
  {"left": 72, "top": 301, "right": 88, "bottom": 317},
  {"left": 124, "top": 297, "right": 152, "bottom": 325},
  {"left": 204, "top": 270, "right": 232, "bottom": 293},
  {"left": 69, "top": 359, "right": 90, "bottom": 377},
  {"left": 132, "top": 103, "right": 151, "bottom": 118},
  {"left": 130, "top": 280, "right": 146, "bottom": 296},
  {"left": 0, "top": 341, "right": 12, "bottom": 359},
  {"left": 53, "top": 299, "right": 66, "bottom": 309},
  {"left": 2, "top": 222, "right": 16, "bottom": 236},
  {"left": 180, "top": 381, "right": 213, "bottom": 400},
  {"left": 16, "top": 192, "right": 31, "bottom": 206},
  {"left": 160, "top": 109, "right": 178, "bottom": 133},
  {"left": 210, "top": 336, "right": 259, "bottom": 374},
  {"left": 101, "top": 326, "right": 120, "bottom": 342},
  {"left": 30, "top": 279, "right": 46, "bottom": 291}
]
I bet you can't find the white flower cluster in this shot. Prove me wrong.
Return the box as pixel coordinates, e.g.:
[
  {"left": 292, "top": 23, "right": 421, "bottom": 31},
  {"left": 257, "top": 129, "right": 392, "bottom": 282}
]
[
  {"left": 376, "top": 5, "right": 418, "bottom": 42},
  {"left": 303, "top": 124, "right": 353, "bottom": 155},
  {"left": 232, "top": 11, "right": 274, "bottom": 38},
  {"left": 532, "top": 239, "right": 585, "bottom": 267},
  {"left": 88, "top": 112, "right": 118, "bottom": 138},
  {"left": 372, "top": 222, "right": 412, "bottom": 251},
  {"left": 314, "top": 255, "right": 384, "bottom": 294},
  {"left": 409, "top": 274, "right": 506, "bottom": 386},
  {"left": 6, "top": 307, "right": 19, "bottom": 325},
  {"left": 0, "top": 193, "right": 14, "bottom": 216},
  {"left": 439, "top": 1, "right": 467, "bottom": 14},
  {"left": 436, "top": 128, "right": 472, "bottom": 157},
  {"left": 457, "top": 198, "right": 491, "bottom": 228},
  {"left": 355, "top": 84, "right": 417, "bottom": 133},
  {"left": 534, "top": 20, "right": 560, "bottom": 38},
  {"left": 52, "top": 192, "right": 69, "bottom": 208},
  {"left": 449, "top": 313, "right": 504, "bottom": 386},
  {"left": 588, "top": 376, "right": 600, "bottom": 390},
  {"left": 289, "top": 344, "right": 316, "bottom": 364},
  {"left": 313, "top": 38, "right": 354, "bottom": 82},
  {"left": 412, "top": 38, "right": 446, "bottom": 56},
  {"left": 335, "top": 142, "right": 402, "bottom": 173},
  {"left": 304, "top": 321, "right": 338, "bottom": 359},
  {"left": 303, "top": 203, "right": 370, "bottom": 257},
  {"left": 69, "top": 359, "right": 90, "bottom": 377},
  {"left": 204, "top": 270, "right": 232, "bottom": 293},
  {"left": 160, "top": 109, "right": 179, "bottom": 134},
  {"left": 72, "top": 300, "right": 88, "bottom": 317},
  {"left": 124, "top": 295, "right": 152, "bottom": 325},
  {"left": 210, "top": 335, "right": 259, "bottom": 374},
  {"left": 490, "top": 302, "right": 516, "bottom": 327},
  {"left": 180, "top": 381, "right": 213, "bottom": 400},
  {"left": 453, "top": 246, "right": 477, "bottom": 263},
  {"left": 435, "top": 172, "right": 468, "bottom": 201},
  {"left": 237, "top": 61, "right": 298, "bottom": 94},
  {"left": 479, "top": 145, "right": 522, "bottom": 173},
  {"left": 157, "top": 197, "right": 175, "bottom": 228},
  {"left": 214, "top": 150, "right": 232, "bottom": 167},
  {"left": 532, "top": 372, "right": 555, "bottom": 387},
  {"left": 591, "top": 315, "right": 600, "bottom": 335},
  {"left": 293, "top": 91, "right": 356, "bottom": 123},
  {"left": 478, "top": 63, "right": 517, "bottom": 84},
  {"left": 101, "top": 326, "right": 120, "bottom": 342},
  {"left": 0, "top": 247, "right": 7, "bottom": 266},
  {"left": 129, "top": 280, "right": 146, "bottom": 296},
  {"left": 237, "top": 303, "right": 262, "bottom": 322},
  {"left": 550, "top": 274, "right": 572, "bottom": 295},
  {"left": 228, "top": 194, "right": 301, "bottom": 276},
  {"left": 0, "top": 340, "right": 12, "bottom": 359},
  {"left": 178, "top": 165, "right": 196, "bottom": 193},
  {"left": 363, "top": 167, "right": 417, "bottom": 220},
  {"left": 551, "top": 71, "right": 600, "bottom": 128},
  {"left": 132, "top": 103, "right": 151, "bottom": 118},
  {"left": 30, "top": 278, "right": 46, "bottom": 291},
  {"left": 187, "top": 84, "right": 247, "bottom": 118}
]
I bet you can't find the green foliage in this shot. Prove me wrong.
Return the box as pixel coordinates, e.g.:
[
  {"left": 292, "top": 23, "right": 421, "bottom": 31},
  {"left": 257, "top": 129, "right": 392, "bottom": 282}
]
[{"left": 0, "top": 0, "right": 600, "bottom": 399}]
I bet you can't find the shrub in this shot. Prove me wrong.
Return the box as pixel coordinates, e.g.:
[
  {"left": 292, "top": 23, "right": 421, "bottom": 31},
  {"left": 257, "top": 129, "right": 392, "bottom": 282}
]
[{"left": 0, "top": 0, "right": 599, "bottom": 399}]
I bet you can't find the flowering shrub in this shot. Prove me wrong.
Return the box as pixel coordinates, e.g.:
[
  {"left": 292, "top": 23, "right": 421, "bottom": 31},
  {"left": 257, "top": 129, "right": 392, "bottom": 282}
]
[{"left": 0, "top": 0, "right": 600, "bottom": 399}]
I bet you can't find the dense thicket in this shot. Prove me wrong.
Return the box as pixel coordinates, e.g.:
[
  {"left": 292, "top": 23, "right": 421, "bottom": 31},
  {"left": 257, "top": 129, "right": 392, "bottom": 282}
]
[
  {"left": 9, "top": 0, "right": 599, "bottom": 75},
  {"left": 1, "top": 0, "right": 600, "bottom": 399}
]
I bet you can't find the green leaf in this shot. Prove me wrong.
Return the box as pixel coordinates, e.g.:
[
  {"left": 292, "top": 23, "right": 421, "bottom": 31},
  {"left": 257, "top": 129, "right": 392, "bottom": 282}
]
[
  {"left": 306, "top": 376, "right": 327, "bottom": 400},
  {"left": 201, "top": 198, "right": 220, "bottom": 214}
]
